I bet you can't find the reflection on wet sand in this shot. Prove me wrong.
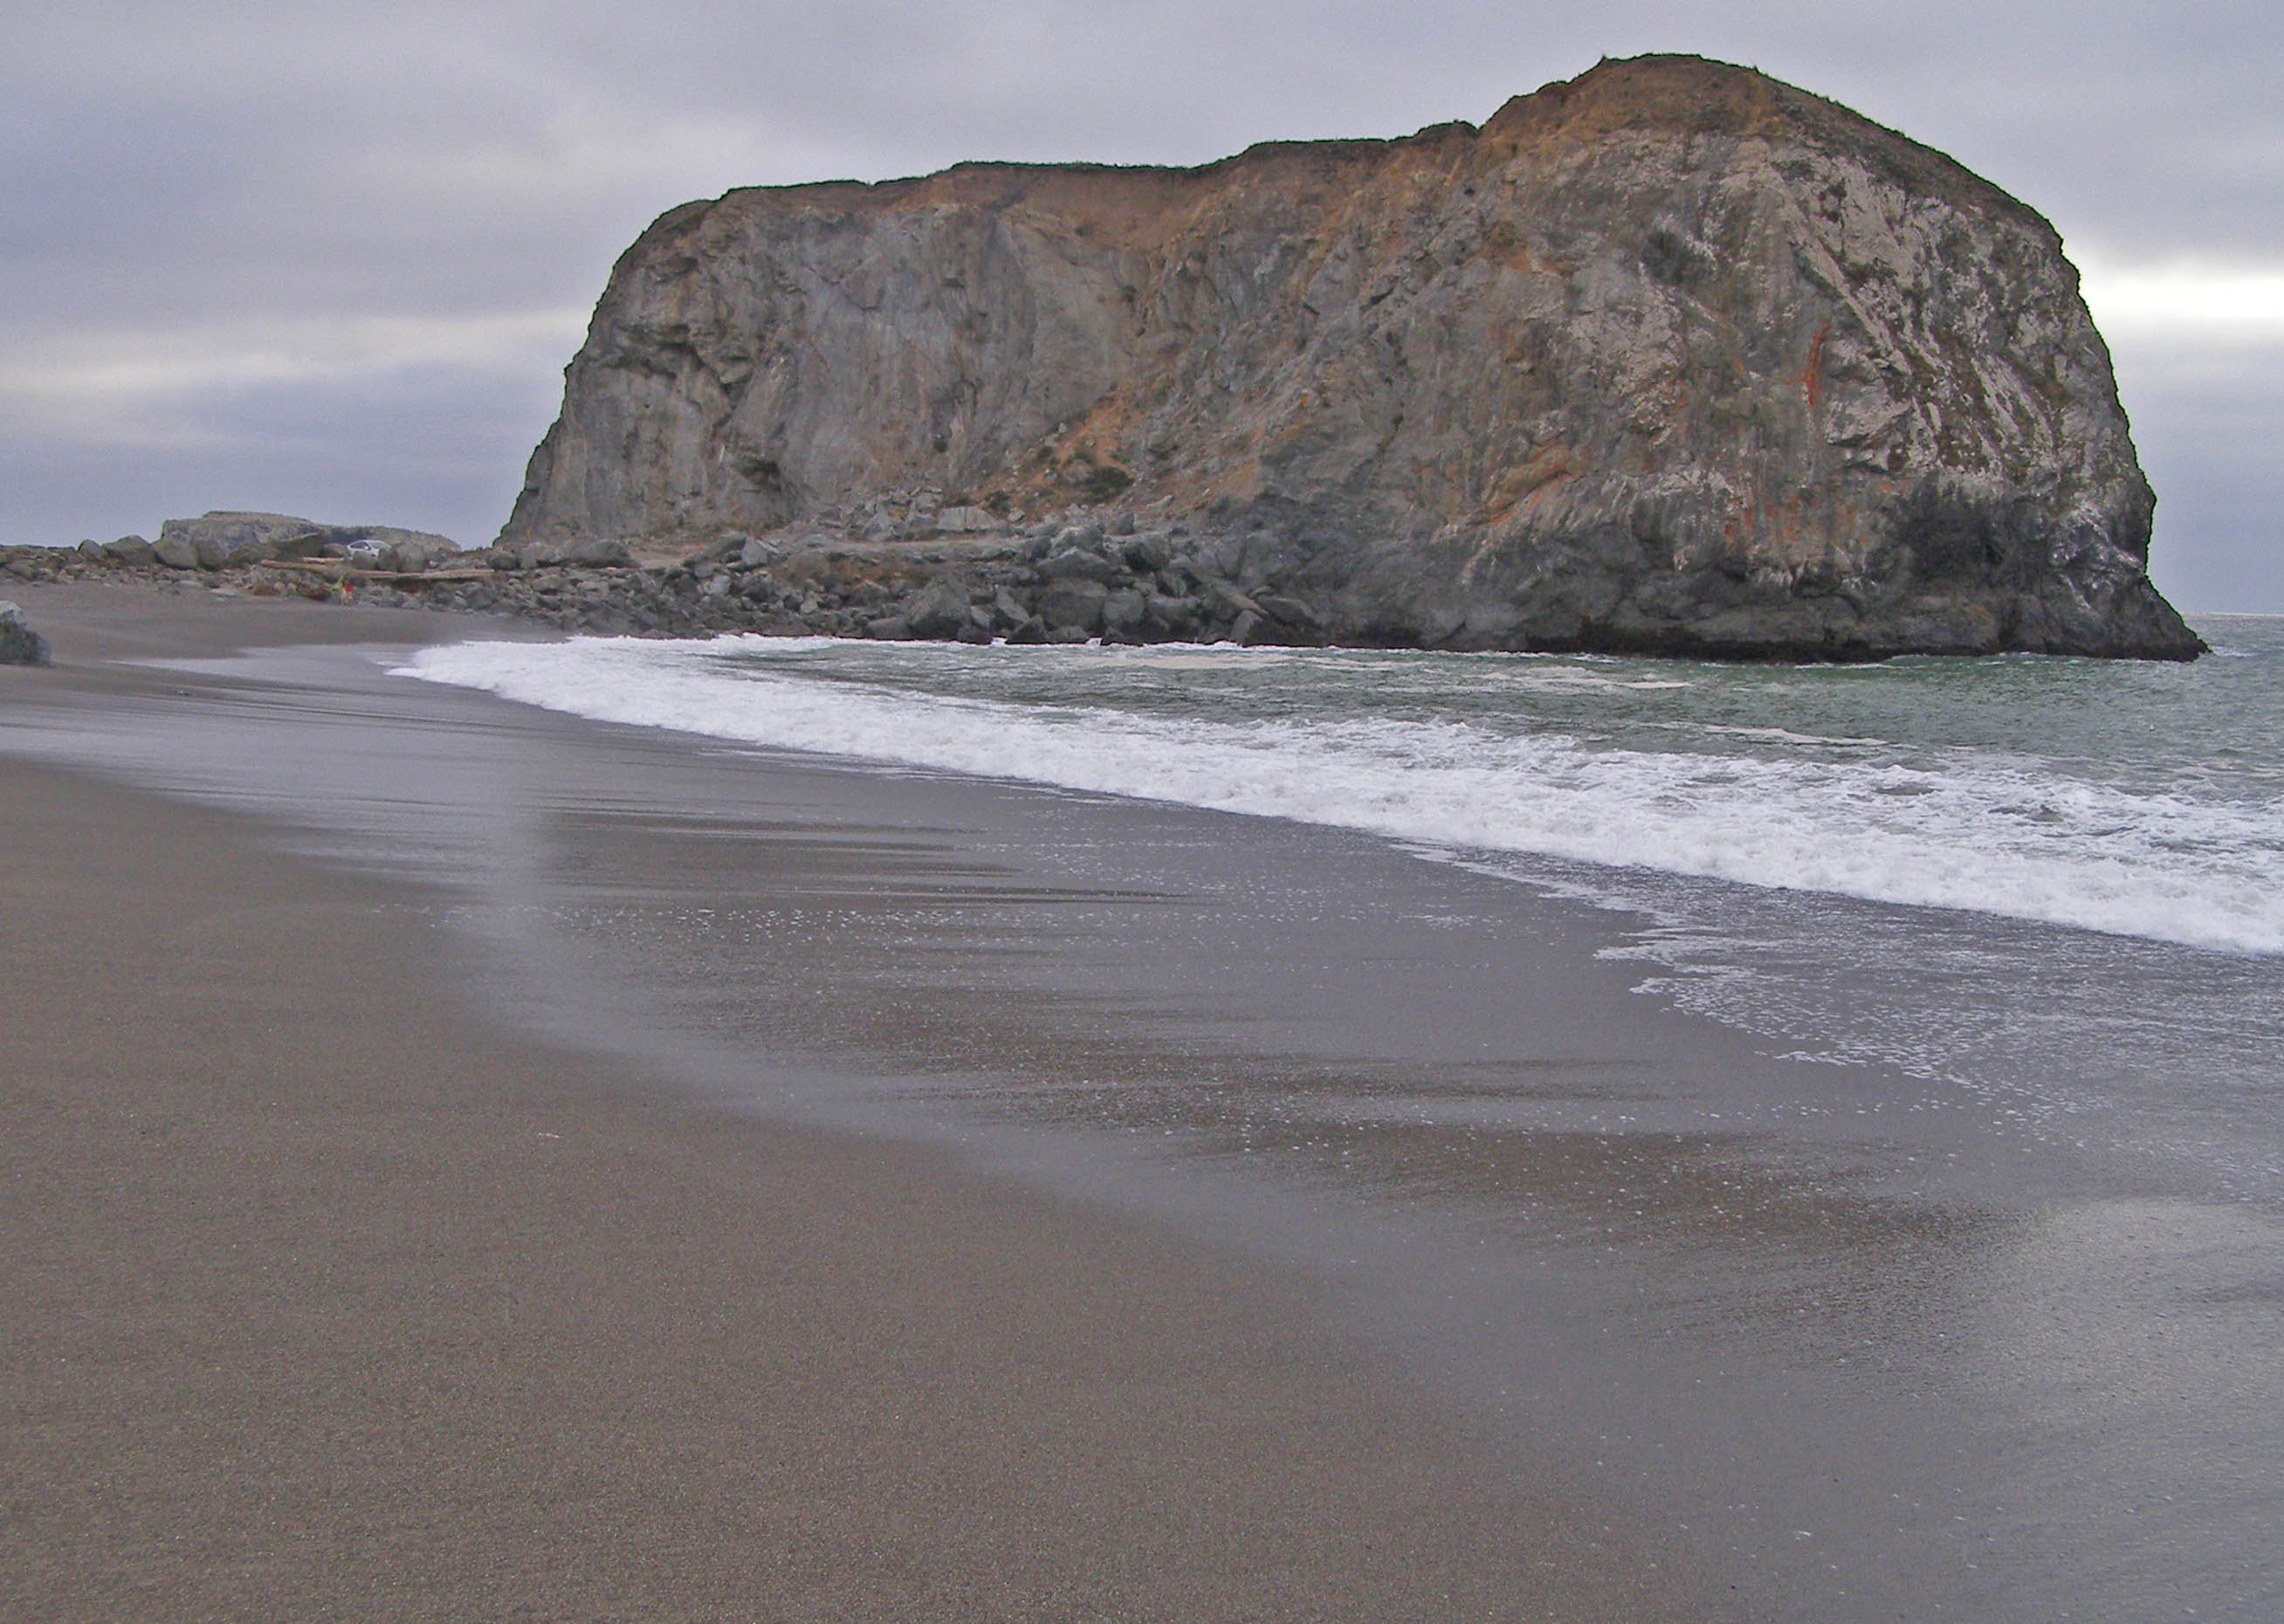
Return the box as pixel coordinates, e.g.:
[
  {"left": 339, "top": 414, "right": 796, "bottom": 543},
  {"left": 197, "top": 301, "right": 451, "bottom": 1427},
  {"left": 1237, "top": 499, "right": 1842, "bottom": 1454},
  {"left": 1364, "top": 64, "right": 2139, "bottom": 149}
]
[{"left": 520, "top": 801, "right": 2047, "bottom": 1399}]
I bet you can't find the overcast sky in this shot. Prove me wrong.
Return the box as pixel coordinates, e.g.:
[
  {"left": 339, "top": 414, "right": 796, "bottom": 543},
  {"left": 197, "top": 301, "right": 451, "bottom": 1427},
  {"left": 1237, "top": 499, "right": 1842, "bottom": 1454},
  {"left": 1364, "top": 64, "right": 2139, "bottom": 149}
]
[{"left": 3, "top": 2, "right": 2276, "bottom": 609}]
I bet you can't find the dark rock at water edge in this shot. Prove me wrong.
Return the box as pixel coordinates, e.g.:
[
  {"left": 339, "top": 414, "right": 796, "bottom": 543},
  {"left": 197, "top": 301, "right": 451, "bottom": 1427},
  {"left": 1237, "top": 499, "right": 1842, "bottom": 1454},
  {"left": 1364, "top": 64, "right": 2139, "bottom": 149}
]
[
  {"left": 498, "top": 53, "right": 2200, "bottom": 660},
  {"left": 0, "top": 509, "right": 1350, "bottom": 649},
  {"left": 0, "top": 601, "right": 52, "bottom": 665},
  {"left": 901, "top": 575, "right": 972, "bottom": 641},
  {"left": 0, "top": 481, "right": 2203, "bottom": 664}
]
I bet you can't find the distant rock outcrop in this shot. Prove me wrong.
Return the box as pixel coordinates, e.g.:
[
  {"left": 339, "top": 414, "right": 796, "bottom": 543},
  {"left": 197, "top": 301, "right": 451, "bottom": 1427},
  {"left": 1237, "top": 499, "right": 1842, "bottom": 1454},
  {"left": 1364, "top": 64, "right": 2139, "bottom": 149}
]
[
  {"left": 502, "top": 53, "right": 2198, "bottom": 659},
  {"left": 155, "top": 513, "right": 461, "bottom": 573}
]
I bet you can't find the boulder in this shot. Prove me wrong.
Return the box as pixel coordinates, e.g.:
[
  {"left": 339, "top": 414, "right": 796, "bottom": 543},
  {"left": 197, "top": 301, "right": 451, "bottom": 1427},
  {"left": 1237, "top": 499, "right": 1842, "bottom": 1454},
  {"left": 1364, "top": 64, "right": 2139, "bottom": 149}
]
[
  {"left": 1038, "top": 548, "right": 1123, "bottom": 584},
  {"left": 0, "top": 601, "right": 51, "bottom": 665},
  {"left": 904, "top": 575, "right": 973, "bottom": 640},
  {"left": 1145, "top": 594, "right": 1202, "bottom": 637},
  {"left": 1039, "top": 577, "right": 1108, "bottom": 634},
  {"left": 1201, "top": 580, "right": 1262, "bottom": 623},
  {"left": 104, "top": 536, "right": 157, "bottom": 568},
  {"left": 1256, "top": 593, "right": 1324, "bottom": 631},
  {"left": 159, "top": 512, "right": 311, "bottom": 568},
  {"left": 1121, "top": 533, "right": 1174, "bottom": 574},
  {"left": 691, "top": 533, "right": 751, "bottom": 564},
  {"left": 1101, "top": 588, "right": 1147, "bottom": 638},
  {"left": 560, "top": 537, "right": 632, "bottom": 568},
  {"left": 933, "top": 505, "right": 997, "bottom": 533},
  {"left": 987, "top": 588, "right": 1033, "bottom": 632}
]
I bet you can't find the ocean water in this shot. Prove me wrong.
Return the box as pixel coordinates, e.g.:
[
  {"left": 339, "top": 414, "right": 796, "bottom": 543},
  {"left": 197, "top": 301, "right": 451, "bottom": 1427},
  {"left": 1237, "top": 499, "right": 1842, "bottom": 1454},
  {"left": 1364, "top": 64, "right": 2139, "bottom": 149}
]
[
  {"left": 403, "top": 618, "right": 2284, "bottom": 955},
  {"left": 404, "top": 616, "right": 2284, "bottom": 1204}
]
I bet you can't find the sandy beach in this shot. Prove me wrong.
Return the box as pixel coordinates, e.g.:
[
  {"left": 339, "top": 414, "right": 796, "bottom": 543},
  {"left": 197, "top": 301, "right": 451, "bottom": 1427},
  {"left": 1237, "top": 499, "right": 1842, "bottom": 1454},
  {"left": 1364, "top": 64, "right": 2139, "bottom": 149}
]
[
  {"left": 9, "top": 579, "right": 2281, "bottom": 1622},
  {"left": 0, "top": 583, "right": 1723, "bottom": 1621}
]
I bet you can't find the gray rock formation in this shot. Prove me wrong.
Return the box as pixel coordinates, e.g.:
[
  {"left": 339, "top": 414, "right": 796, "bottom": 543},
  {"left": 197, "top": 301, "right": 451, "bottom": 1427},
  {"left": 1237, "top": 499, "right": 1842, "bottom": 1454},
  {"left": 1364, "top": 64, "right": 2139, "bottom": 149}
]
[
  {"left": 0, "top": 601, "right": 52, "bottom": 665},
  {"left": 501, "top": 53, "right": 2198, "bottom": 659},
  {"left": 155, "top": 513, "right": 461, "bottom": 572}
]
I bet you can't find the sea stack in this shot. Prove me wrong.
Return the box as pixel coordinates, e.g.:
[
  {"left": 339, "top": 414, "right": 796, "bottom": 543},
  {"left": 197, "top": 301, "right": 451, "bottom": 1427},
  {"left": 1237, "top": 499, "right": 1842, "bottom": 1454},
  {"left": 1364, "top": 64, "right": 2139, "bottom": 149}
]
[{"left": 503, "top": 53, "right": 2201, "bottom": 660}]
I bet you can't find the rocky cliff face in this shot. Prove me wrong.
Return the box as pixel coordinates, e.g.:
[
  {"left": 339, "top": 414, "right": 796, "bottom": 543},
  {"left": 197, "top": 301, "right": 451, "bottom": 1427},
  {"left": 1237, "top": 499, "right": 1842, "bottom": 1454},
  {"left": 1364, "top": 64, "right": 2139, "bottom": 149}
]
[{"left": 503, "top": 53, "right": 2200, "bottom": 659}]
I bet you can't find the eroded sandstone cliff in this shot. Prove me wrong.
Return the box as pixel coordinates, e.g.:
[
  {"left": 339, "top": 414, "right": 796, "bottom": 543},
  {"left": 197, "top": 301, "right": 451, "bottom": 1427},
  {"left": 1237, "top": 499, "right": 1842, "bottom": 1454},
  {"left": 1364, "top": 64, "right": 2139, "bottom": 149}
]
[{"left": 502, "top": 53, "right": 2200, "bottom": 659}]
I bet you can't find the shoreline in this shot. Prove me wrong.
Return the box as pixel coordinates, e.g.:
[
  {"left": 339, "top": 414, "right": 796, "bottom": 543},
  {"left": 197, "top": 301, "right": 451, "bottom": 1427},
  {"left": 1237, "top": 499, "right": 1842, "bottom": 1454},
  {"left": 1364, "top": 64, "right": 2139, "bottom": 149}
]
[
  {"left": 3, "top": 532, "right": 2213, "bottom": 659},
  {"left": 8, "top": 581, "right": 2279, "bottom": 1621},
  {"left": 0, "top": 584, "right": 1723, "bottom": 1618}
]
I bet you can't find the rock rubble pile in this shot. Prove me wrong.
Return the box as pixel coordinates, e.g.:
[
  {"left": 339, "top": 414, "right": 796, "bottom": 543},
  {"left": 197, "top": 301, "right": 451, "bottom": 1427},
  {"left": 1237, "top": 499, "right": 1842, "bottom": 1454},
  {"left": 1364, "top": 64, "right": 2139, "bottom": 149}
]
[{"left": 1, "top": 506, "right": 1336, "bottom": 647}]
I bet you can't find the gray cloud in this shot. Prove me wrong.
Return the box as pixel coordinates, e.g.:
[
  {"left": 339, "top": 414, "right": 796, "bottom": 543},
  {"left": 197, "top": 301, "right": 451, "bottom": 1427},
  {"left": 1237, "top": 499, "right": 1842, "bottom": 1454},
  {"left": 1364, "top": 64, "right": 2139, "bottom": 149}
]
[
  {"left": 2114, "top": 346, "right": 2284, "bottom": 613},
  {"left": 3, "top": 2, "right": 2277, "bottom": 601}
]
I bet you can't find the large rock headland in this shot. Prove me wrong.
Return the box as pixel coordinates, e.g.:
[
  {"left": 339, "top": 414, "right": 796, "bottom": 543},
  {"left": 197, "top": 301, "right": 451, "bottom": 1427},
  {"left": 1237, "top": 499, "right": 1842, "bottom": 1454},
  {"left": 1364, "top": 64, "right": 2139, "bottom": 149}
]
[{"left": 498, "top": 52, "right": 2199, "bottom": 660}]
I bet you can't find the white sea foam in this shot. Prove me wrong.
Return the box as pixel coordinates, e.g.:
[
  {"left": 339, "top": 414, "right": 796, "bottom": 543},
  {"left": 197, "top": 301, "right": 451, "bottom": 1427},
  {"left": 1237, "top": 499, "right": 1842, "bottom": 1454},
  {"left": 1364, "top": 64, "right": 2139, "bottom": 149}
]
[{"left": 400, "top": 637, "right": 2284, "bottom": 955}]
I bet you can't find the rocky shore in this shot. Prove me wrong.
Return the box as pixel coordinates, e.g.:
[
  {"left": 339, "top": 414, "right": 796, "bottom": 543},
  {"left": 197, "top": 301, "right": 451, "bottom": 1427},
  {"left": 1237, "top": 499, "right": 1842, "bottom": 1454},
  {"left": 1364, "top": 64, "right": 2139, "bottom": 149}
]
[{"left": 3, "top": 502, "right": 1346, "bottom": 647}]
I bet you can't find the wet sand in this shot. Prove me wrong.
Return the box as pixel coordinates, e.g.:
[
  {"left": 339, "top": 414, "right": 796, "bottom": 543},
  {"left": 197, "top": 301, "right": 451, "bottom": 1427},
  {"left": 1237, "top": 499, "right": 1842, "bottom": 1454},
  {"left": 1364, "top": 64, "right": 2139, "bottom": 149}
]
[{"left": 0, "top": 583, "right": 1724, "bottom": 1618}]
